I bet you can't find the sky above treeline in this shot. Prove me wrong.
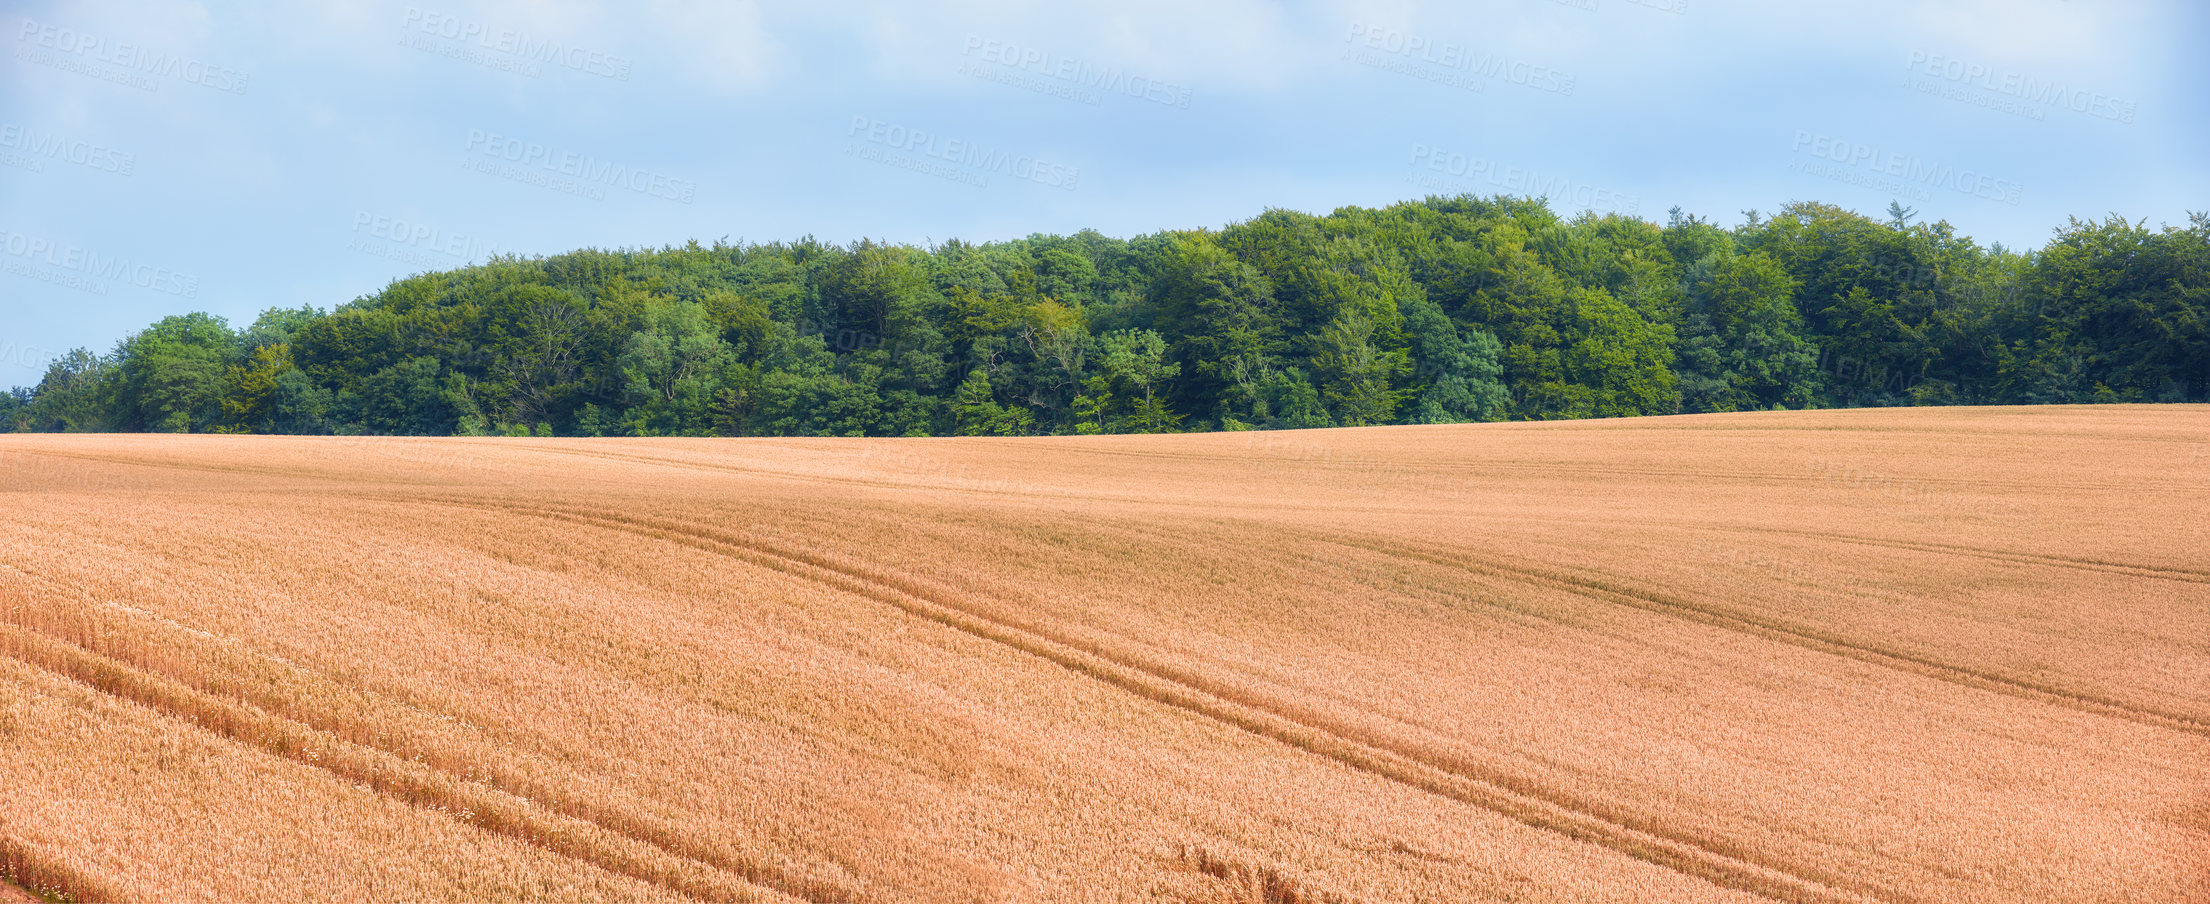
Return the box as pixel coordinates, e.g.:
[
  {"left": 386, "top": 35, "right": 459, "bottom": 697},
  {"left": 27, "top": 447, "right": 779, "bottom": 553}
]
[{"left": 2, "top": 0, "right": 2205, "bottom": 383}]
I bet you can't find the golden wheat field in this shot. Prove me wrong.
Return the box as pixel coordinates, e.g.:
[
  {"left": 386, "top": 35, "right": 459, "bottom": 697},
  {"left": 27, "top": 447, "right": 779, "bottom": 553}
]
[{"left": 1, "top": 405, "right": 2206, "bottom": 903}]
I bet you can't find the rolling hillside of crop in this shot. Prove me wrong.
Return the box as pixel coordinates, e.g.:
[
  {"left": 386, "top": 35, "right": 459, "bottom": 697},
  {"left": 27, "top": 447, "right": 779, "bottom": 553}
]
[{"left": 2, "top": 405, "right": 2206, "bottom": 903}]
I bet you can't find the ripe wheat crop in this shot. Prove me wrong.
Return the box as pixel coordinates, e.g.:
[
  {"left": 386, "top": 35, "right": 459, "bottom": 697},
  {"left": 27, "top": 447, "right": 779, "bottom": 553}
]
[{"left": 1, "top": 405, "right": 2205, "bottom": 902}]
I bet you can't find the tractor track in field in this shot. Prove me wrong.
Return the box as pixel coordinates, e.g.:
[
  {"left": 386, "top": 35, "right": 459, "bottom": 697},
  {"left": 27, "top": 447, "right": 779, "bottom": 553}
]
[
  {"left": 1706, "top": 524, "right": 2210, "bottom": 586},
  {"left": 420, "top": 493, "right": 1906, "bottom": 904},
  {"left": 0, "top": 834, "right": 124, "bottom": 904},
  {"left": 1309, "top": 530, "right": 2210, "bottom": 740},
  {"left": 0, "top": 571, "right": 860, "bottom": 904},
  {"left": 0, "top": 624, "right": 825, "bottom": 904},
  {"left": 1370, "top": 510, "right": 2210, "bottom": 588}
]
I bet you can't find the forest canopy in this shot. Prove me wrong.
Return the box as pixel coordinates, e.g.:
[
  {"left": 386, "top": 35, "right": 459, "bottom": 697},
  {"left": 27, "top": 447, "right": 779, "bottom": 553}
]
[{"left": 7, "top": 196, "right": 2206, "bottom": 437}]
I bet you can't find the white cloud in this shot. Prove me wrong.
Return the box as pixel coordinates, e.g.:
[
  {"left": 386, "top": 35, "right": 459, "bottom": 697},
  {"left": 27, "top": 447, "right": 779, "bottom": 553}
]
[
  {"left": 816, "top": 0, "right": 1310, "bottom": 93},
  {"left": 639, "top": 0, "right": 781, "bottom": 93}
]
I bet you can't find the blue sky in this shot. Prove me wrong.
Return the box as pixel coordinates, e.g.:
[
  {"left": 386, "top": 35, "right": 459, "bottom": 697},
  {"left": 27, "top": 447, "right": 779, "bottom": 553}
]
[{"left": 2, "top": 0, "right": 2204, "bottom": 385}]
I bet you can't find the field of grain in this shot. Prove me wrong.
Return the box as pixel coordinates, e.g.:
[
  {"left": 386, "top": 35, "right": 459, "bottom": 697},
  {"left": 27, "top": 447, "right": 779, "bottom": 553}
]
[{"left": 1, "top": 405, "right": 2206, "bottom": 903}]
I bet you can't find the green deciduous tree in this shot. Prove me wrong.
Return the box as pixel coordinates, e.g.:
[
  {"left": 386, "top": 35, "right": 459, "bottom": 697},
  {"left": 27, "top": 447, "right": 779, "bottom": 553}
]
[
  {"left": 951, "top": 367, "right": 1035, "bottom": 436},
  {"left": 1675, "top": 252, "right": 1821, "bottom": 412},
  {"left": 1401, "top": 294, "right": 1508, "bottom": 423},
  {"left": 112, "top": 313, "right": 238, "bottom": 432},
  {"left": 14, "top": 197, "right": 2202, "bottom": 438},
  {"left": 619, "top": 302, "right": 739, "bottom": 436},
  {"left": 14, "top": 349, "right": 117, "bottom": 432}
]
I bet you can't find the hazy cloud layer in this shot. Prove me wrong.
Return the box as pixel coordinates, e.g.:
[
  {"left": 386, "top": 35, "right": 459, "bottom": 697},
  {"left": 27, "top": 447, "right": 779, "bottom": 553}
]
[{"left": 2, "top": 0, "right": 2203, "bottom": 376}]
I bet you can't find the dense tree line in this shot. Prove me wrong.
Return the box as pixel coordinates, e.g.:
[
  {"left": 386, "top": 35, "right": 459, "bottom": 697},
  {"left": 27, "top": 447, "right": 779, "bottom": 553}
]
[{"left": 6, "top": 196, "right": 2206, "bottom": 437}]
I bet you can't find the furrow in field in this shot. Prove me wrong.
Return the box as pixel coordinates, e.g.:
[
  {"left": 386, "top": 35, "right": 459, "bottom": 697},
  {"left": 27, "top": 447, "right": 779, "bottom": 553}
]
[
  {"left": 0, "top": 613, "right": 824, "bottom": 904},
  {"left": 1718, "top": 524, "right": 2210, "bottom": 584},
  {"left": 0, "top": 834, "right": 128, "bottom": 904},
  {"left": 1394, "top": 457, "right": 2203, "bottom": 495},
  {"left": 1314, "top": 531, "right": 2210, "bottom": 738},
  {"left": 0, "top": 563, "right": 867, "bottom": 904},
  {"left": 448, "top": 495, "right": 1900, "bottom": 904},
  {"left": 0, "top": 448, "right": 326, "bottom": 486},
  {"left": 522, "top": 445, "right": 1111, "bottom": 507}
]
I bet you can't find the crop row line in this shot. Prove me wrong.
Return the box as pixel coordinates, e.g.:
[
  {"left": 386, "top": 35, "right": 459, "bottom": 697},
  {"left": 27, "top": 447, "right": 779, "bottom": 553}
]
[
  {"left": 432, "top": 495, "right": 1895, "bottom": 904},
  {"left": 1316, "top": 531, "right": 2210, "bottom": 739},
  {"left": 0, "top": 832, "right": 127, "bottom": 904},
  {"left": 0, "top": 574, "right": 850, "bottom": 904}
]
